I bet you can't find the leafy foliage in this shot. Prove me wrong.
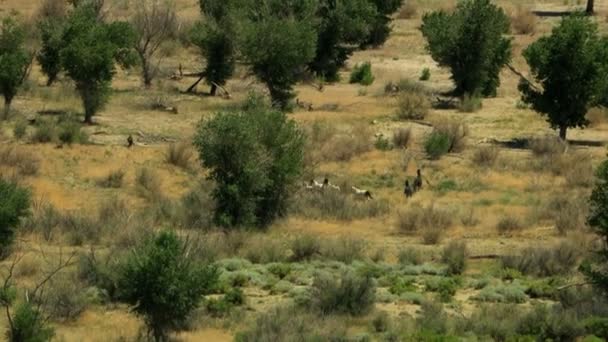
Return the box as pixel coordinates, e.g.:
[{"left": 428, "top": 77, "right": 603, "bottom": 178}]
[
  {"left": 37, "top": 18, "right": 64, "bottom": 86},
  {"left": 0, "top": 179, "right": 30, "bottom": 257},
  {"left": 0, "top": 16, "right": 31, "bottom": 118},
  {"left": 349, "top": 61, "right": 375, "bottom": 85},
  {"left": 519, "top": 14, "right": 608, "bottom": 140},
  {"left": 118, "top": 230, "right": 219, "bottom": 341},
  {"left": 311, "top": 271, "right": 375, "bottom": 315},
  {"left": 7, "top": 301, "right": 54, "bottom": 342},
  {"left": 194, "top": 106, "right": 305, "bottom": 228},
  {"left": 421, "top": 0, "right": 511, "bottom": 98},
  {"left": 363, "top": 0, "right": 402, "bottom": 47}
]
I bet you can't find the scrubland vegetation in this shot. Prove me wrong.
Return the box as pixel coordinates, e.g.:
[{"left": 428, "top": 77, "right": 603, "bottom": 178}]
[{"left": 0, "top": 0, "right": 608, "bottom": 341}]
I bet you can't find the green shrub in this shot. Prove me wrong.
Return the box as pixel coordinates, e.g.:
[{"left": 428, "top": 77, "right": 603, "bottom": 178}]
[
  {"left": 290, "top": 235, "right": 321, "bottom": 262},
  {"left": 321, "top": 237, "right": 366, "bottom": 264},
  {"left": 584, "top": 317, "right": 608, "bottom": 339},
  {"left": 458, "top": 93, "right": 482, "bottom": 113},
  {"left": 473, "top": 282, "right": 528, "bottom": 303},
  {"left": 420, "top": 68, "right": 431, "bottom": 81},
  {"left": 350, "top": 62, "right": 375, "bottom": 86},
  {"left": 118, "top": 231, "right": 219, "bottom": 341},
  {"left": 0, "top": 179, "right": 30, "bottom": 257},
  {"left": 173, "top": 185, "right": 214, "bottom": 230},
  {"left": 501, "top": 241, "right": 580, "bottom": 277},
  {"left": 424, "top": 131, "right": 451, "bottom": 160},
  {"left": 8, "top": 301, "right": 55, "bottom": 342},
  {"left": 311, "top": 270, "right": 375, "bottom": 315},
  {"left": 31, "top": 118, "right": 57, "bottom": 143},
  {"left": 13, "top": 119, "right": 27, "bottom": 139},
  {"left": 388, "top": 276, "right": 416, "bottom": 296},
  {"left": 425, "top": 277, "right": 460, "bottom": 302},
  {"left": 57, "top": 119, "right": 88, "bottom": 145},
  {"left": 417, "top": 300, "right": 448, "bottom": 334},
  {"left": 374, "top": 135, "right": 392, "bottom": 151},
  {"left": 372, "top": 311, "right": 391, "bottom": 333},
  {"left": 398, "top": 248, "right": 422, "bottom": 265},
  {"left": 396, "top": 91, "right": 430, "bottom": 120},
  {"left": 442, "top": 241, "right": 467, "bottom": 275}
]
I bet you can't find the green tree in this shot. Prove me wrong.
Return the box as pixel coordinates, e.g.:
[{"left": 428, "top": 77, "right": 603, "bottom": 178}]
[
  {"left": 60, "top": 4, "right": 136, "bottom": 124},
  {"left": 239, "top": 0, "right": 318, "bottom": 109},
  {"left": 37, "top": 18, "right": 64, "bottom": 86},
  {"left": 363, "top": 0, "right": 402, "bottom": 48},
  {"left": 194, "top": 105, "right": 306, "bottom": 228},
  {"left": 421, "top": 0, "right": 511, "bottom": 98},
  {"left": 0, "top": 16, "right": 31, "bottom": 119},
  {"left": 0, "top": 179, "right": 30, "bottom": 258},
  {"left": 519, "top": 14, "right": 607, "bottom": 140},
  {"left": 191, "top": 0, "right": 237, "bottom": 96},
  {"left": 118, "top": 230, "right": 219, "bottom": 341},
  {"left": 582, "top": 159, "right": 608, "bottom": 296},
  {"left": 309, "top": 0, "right": 376, "bottom": 82}
]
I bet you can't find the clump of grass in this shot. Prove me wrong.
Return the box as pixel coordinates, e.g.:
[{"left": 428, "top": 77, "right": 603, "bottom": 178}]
[
  {"left": 97, "top": 170, "right": 125, "bottom": 188},
  {"left": 13, "top": 119, "right": 27, "bottom": 139},
  {"left": 541, "top": 192, "right": 588, "bottom": 234},
  {"left": 241, "top": 236, "right": 288, "bottom": 264},
  {"left": 322, "top": 124, "right": 372, "bottom": 162},
  {"left": 501, "top": 241, "right": 580, "bottom": 277},
  {"left": 292, "top": 190, "right": 389, "bottom": 221},
  {"left": 460, "top": 207, "right": 479, "bottom": 227},
  {"left": 393, "top": 127, "right": 412, "bottom": 148},
  {"left": 396, "top": 203, "right": 453, "bottom": 235},
  {"left": 0, "top": 146, "right": 40, "bottom": 176},
  {"left": 422, "top": 227, "right": 444, "bottom": 245},
  {"left": 57, "top": 120, "right": 88, "bottom": 145},
  {"left": 510, "top": 5, "right": 537, "bottom": 35},
  {"left": 384, "top": 78, "right": 429, "bottom": 96},
  {"left": 321, "top": 237, "right": 366, "bottom": 264},
  {"left": 31, "top": 118, "right": 57, "bottom": 143},
  {"left": 442, "top": 241, "right": 468, "bottom": 275},
  {"left": 398, "top": 248, "right": 422, "bottom": 265},
  {"left": 472, "top": 146, "right": 499, "bottom": 167},
  {"left": 374, "top": 135, "right": 392, "bottom": 151},
  {"left": 311, "top": 270, "right": 375, "bottom": 315},
  {"left": 291, "top": 235, "right": 321, "bottom": 262},
  {"left": 420, "top": 67, "right": 431, "bottom": 81},
  {"left": 496, "top": 215, "right": 524, "bottom": 235},
  {"left": 529, "top": 136, "right": 566, "bottom": 157},
  {"left": 165, "top": 142, "right": 193, "bottom": 170},
  {"left": 424, "top": 118, "right": 468, "bottom": 159},
  {"left": 396, "top": 92, "right": 430, "bottom": 120},
  {"left": 349, "top": 62, "right": 375, "bottom": 86},
  {"left": 172, "top": 185, "right": 214, "bottom": 230},
  {"left": 458, "top": 93, "right": 482, "bottom": 113},
  {"left": 135, "top": 167, "right": 163, "bottom": 201}
]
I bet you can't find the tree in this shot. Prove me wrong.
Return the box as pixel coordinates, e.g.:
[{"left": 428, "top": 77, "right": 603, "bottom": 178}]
[
  {"left": 132, "top": 0, "right": 177, "bottom": 87},
  {"left": 309, "top": 0, "right": 376, "bottom": 82},
  {"left": 118, "top": 230, "right": 219, "bottom": 341},
  {"left": 60, "top": 4, "right": 136, "bottom": 124},
  {"left": 193, "top": 105, "right": 306, "bottom": 228},
  {"left": 421, "top": 0, "right": 511, "bottom": 98},
  {"left": 362, "top": 0, "right": 402, "bottom": 48},
  {"left": 587, "top": 0, "right": 595, "bottom": 14},
  {"left": 190, "top": 0, "right": 238, "bottom": 96},
  {"left": 37, "top": 19, "right": 65, "bottom": 86},
  {"left": 582, "top": 159, "right": 608, "bottom": 296},
  {"left": 239, "top": 0, "right": 318, "bottom": 109},
  {"left": 0, "top": 179, "right": 30, "bottom": 258},
  {"left": 519, "top": 14, "right": 607, "bottom": 140},
  {"left": 0, "top": 16, "right": 32, "bottom": 119}
]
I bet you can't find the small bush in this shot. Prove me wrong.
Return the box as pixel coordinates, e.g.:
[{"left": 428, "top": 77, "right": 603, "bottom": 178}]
[
  {"left": 422, "top": 228, "right": 444, "bottom": 245},
  {"left": 293, "top": 190, "right": 389, "bottom": 221},
  {"left": 442, "top": 241, "right": 468, "bottom": 275},
  {"left": 420, "top": 68, "right": 431, "bottom": 81},
  {"left": 374, "top": 135, "right": 392, "bottom": 151},
  {"left": 44, "top": 273, "right": 88, "bottom": 321},
  {"left": 385, "top": 78, "right": 429, "bottom": 96},
  {"left": 0, "top": 179, "right": 30, "bottom": 257},
  {"left": 544, "top": 193, "right": 588, "bottom": 234},
  {"left": 424, "top": 131, "right": 451, "bottom": 160},
  {"left": 396, "top": 203, "right": 452, "bottom": 234},
  {"left": 311, "top": 270, "right": 375, "bottom": 315},
  {"left": 321, "top": 237, "right": 366, "bottom": 264},
  {"left": 392, "top": 127, "right": 412, "bottom": 149},
  {"left": 587, "top": 107, "right": 608, "bottom": 127},
  {"left": 241, "top": 236, "right": 287, "bottom": 264},
  {"left": 349, "top": 62, "right": 375, "bottom": 86},
  {"left": 473, "top": 282, "right": 528, "bottom": 303},
  {"left": 424, "top": 119, "right": 467, "bottom": 159},
  {"left": 135, "top": 167, "right": 162, "bottom": 201},
  {"left": 13, "top": 119, "right": 27, "bottom": 139},
  {"left": 0, "top": 146, "right": 40, "bottom": 176},
  {"left": 31, "top": 118, "right": 57, "bottom": 143},
  {"left": 8, "top": 301, "right": 55, "bottom": 342},
  {"left": 529, "top": 136, "right": 566, "bottom": 157},
  {"left": 496, "top": 215, "right": 524, "bottom": 235},
  {"left": 501, "top": 241, "right": 580, "bottom": 277},
  {"left": 458, "top": 93, "right": 482, "bottom": 113},
  {"left": 417, "top": 301, "right": 448, "bottom": 334},
  {"left": 398, "top": 248, "right": 422, "bottom": 265},
  {"left": 97, "top": 170, "right": 125, "bottom": 188},
  {"left": 511, "top": 6, "right": 537, "bottom": 35},
  {"left": 173, "top": 185, "right": 214, "bottom": 230},
  {"left": 165, "top": 142, "right": 193, "bottom": 170},
  {"left": 396, "top": 92, "right": 430, "bottom": 120},
  {"left": 291, "top": 235, "right": 321, "bottom": 262},
  {"left": 58, "top": 120, "right": 88, "bottom": 145},
  {"left": 425, "top": 277, "right": 460, "bottom": 302},
  {"left": 472, "top": 146, "right": 499, "bottom": 167},
  {"left": 460, "top": 207, "right": 479, "bottom": 227},
  {"left": 372, "top": 311, "right": 391, "bottom": 332}
]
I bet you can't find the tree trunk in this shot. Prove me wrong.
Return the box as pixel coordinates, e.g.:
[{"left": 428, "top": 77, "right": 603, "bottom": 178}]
[
  {"left": 559, "top": 126, "right": 567, "bottom": 141},
  {"left": 586, "top": 0, "right": 595, "bottom": 14},
  {"left": 3, "top": 96, "right": 12, "bottom": 120},
  {"left": 210, "top": 84, "right": 217, "bottom": 96},
  {"left": 46, "top": 74, "right": 57, "bottom": 87}
]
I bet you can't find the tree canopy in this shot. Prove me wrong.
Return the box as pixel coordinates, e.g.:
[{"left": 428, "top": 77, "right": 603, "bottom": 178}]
[
  {"left": 0, "top": 16, "right": 31, "bottom": 118},
  {"left": 0, "top": 179, "right": 30, "bottom": 258}
]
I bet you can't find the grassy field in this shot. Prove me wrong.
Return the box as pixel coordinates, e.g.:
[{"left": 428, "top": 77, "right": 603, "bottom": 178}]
[{"left": 1, "top": 0, "right": 608, "bottom": 341}]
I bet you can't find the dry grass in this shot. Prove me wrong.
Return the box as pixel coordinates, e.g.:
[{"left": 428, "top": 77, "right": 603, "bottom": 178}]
[
  {"left": 322, "top": 124, "right": 372, "bottom": 162},
  {"left": 432, "top": 117, "right": 468, "bottom": 153},
  {"left": 529, "top": 136, "right": 566, "bottom": 157},
  {"left": 510, "top": 6, "right": 537, "bottom": 35},
  {"left": 165, "top": 141, "right": 194, "bottom": 170},
  {"left": 496, "top": 215, "right": 524, "bottom": 236},
  {"left": 396, "top": 203, "right": 453, "bottom": 235},
  {"left": 472, "top": 146, "right": 499, "bottom": 168},
  {"left": 398, "top": 2, "right": 418, "bottom": 19},
  {"left": 587, "top": 107, "right": 608, "bottom": 127},
  {"left": 0, "top": 146, "right": 40, "bottom": 176},
  {"left": 135, "top": 167, "right": 163, "bottom": 201},
  {"left": 393, "top": 127, "right": 412, "bottom": 149},
  {"left": 542, "top": 192, "right": 588, "bottom": 235},
  {"left": 396, "top": 92, "right": 430, "bottom": 120},
  {"left": 97, "top": 169, "right": 125, "bottom": 188}
]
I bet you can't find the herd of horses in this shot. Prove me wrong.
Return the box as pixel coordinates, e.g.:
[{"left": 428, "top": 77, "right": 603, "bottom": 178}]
[{"left": 305, "top": 169, "right": 424, "bottom": 200}]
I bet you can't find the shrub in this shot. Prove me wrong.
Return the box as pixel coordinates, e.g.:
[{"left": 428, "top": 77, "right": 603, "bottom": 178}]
[
  {"left": 8, "top": 301, "right": 55, "bottom": 342},
  {"left": 165, "top": 142, "right": 193, "bottom": 170},
  {"left": 421, "top": 0, "right": 511, "bottom": 97},
  {"left": 135, "top": 167, "right": 162, "bottom": 201},
  {"left": 417, "top": 300, "right": 448, "bottom": 334},
  {"left": 57, "top": 119, "right": 88, "bottom": 145},
  {"left": 194, "top": 109, "right": 305, "bottom": 228},
  {"left": 291, "top": 235, "right": 321, "bottom": 262},
  {"left": 241, "top": 236, "right": 287, "bottom": 264},
  {"left": 472, "top": 146, "right": 499, "bottom": 167},
  {"left": 442, "top": 241, "right": 468, "bottom": 275},
  {"left": 496, "top": 215, "right": 524, "bottom": 235},
  {"left": 420, "top": 67, "right": 431, "bottom": 81},
  {"left": 44, "top": 273, "right": 88, "bottom": 321},
  {"left": 173, "top": 185, "right": 214, "bottom": 230},
  {"left": 398, "top": 248, "right": 422, "bottom": 265},
  {"left": 396, "top": 92, "right": 430, "bottom": 120},
  {"left": 511, "top": 6, "right": 537, "bottom": 35},
  {"left": 424, "top": 131, "right": 451, "bottom": 160},
  {"left": 0, "top": 179, "right": 30, "bottom": 257},
  {"left": 473, "top": 282, "right": 528, "bottom": 303},
  {"left": 0, "top": 146, "right": 40, "bottom": 176},
  {"left": 425, "top": 277, "right": 460, "bottom": 302},
  {"left": 97, "top": 169, "right": 124, "bottom": 188},
  {"left": 396, "top": 203, "right": 453, "bottom": 234},
  {"left": 349, "top": 62, "right": 375, "bottom": 86},
  {"left": 529, "top": 136, "right": 567, "bottom": 157},
  {"left": 422, "top": 227, "right": 444, "bottom": 245},
  {"left": 385, "top": 78, "right": 430, "bottom": 96},
  {"left": 374, "top": 135, "right": 392, "bottom": 151},
  {"left": 393, "top": 127, "right": 412, "bottom": 149},
  {"left": 372, "top": 311, "right": 391, "bottom": 332},
  {"left": 118, "top": 231, "right": 219, "bottom": 341},
  {"left": 31, "top": 118, "right": 57, "bottom": 143},
  {"left": 460, "top": 207, "right": 479, "bottom": 227},
  {"left": 458, "top": 93, "right": 482, "bottom": 113},
  {"left": 399, "top": 2, "right": 417, "bottom": 19},
  {"left": 501, "top": 241, "right": 580, "bottom": 277},
  {"left": 311, "top": 270, "right": 375, "bottom": 315},
  {"left": 424, "top": 119, "right": 468, "bottom": 159},
  {"left": 13, "top": 119, "right": 26, "bottom": 139},
  {"left": 544, "top": 193, "right": 588, "bottom": 234},
  {"left": 321, "top": 237, "right": 366, "bottom": 264},
  {"left": 293, "top": 190, "right": 389, "bottom": 221}
]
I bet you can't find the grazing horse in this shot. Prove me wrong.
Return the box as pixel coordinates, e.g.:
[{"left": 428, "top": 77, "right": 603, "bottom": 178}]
[
  {"left": 413, "top": 169, "right": 423, "bottom": 192},
  {"left": 404, "top": 180, "right": 413, "bottom": 198},
  {"left": 352, "top": 186, "right": 373, "bottom": 200}
]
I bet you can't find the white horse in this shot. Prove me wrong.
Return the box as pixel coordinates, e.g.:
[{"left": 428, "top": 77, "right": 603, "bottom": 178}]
[{"left": 352, "top": 186, "right": 373, "bottom": 200}]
